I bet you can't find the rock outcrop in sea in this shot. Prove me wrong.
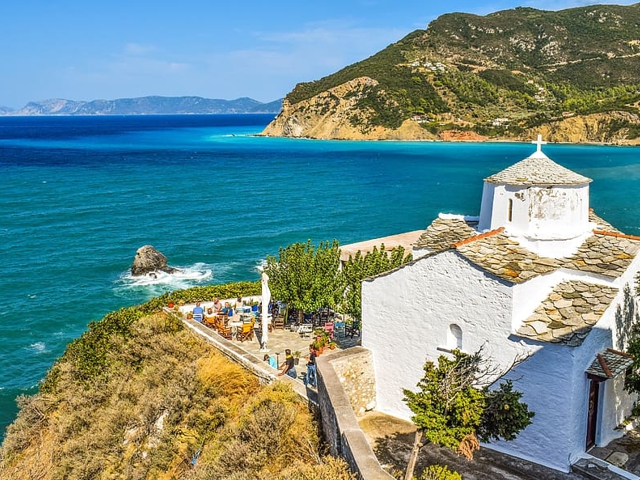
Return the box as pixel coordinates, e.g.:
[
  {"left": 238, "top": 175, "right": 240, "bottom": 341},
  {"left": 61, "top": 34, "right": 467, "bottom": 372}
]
[{"left": 131, "top": 245, "right": 178, "bottom": 276}]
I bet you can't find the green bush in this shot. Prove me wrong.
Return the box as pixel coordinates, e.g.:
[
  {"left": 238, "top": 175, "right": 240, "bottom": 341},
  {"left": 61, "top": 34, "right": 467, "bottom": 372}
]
[
  {"left": 418, "top": 464, "right": 462, "bottom": 480},
  {"left": 40, "top": 281, "right": 261, "bottom": 392}
]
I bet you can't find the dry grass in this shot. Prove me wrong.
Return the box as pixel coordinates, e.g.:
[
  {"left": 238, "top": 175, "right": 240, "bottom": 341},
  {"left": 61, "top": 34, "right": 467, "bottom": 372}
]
[{"left": 0, "top": 311, "right": 354, "bottom": 480}]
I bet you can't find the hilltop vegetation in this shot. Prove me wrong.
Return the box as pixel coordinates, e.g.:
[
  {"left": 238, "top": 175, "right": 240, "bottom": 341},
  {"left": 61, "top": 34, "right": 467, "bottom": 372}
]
[
  {"left": 264, "top": 3, "right": 640, "bottom": 142},
  {"left": 0, "top": 282, "right": 354, "bottom": 480}
]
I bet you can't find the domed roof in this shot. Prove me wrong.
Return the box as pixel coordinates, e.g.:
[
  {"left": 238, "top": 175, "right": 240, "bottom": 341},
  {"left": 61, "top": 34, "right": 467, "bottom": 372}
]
[
  {"left": 485, "top": 153, "right": 591, "bottom": 186},
  {"left": 485, "top": 137, "right": 591, "bottom": 186}
]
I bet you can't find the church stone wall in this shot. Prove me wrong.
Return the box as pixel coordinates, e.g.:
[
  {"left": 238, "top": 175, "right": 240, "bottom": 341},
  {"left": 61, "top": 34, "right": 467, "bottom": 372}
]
[
  {"left": 316, "top": 347, "right": 395, "bottom": 480},
  {"left": 362, "top": 250, "right": 526, "bottom": 420},
  {"left": 326, "top": 347, "right": 377, "bottom": 416}
]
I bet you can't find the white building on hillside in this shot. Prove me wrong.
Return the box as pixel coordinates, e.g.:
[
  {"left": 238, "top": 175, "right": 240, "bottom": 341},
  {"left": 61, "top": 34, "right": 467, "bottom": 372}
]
[{"left": 361, "top": 137, "right": 640, "bottom": 472}]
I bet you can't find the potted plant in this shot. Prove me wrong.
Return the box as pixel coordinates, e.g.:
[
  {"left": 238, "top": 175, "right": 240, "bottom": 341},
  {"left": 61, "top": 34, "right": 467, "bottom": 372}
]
[
  {"left": 292, "top": 351, "right": 301, "bottom": 365},
  {"left": 313, "top": 333, "right": 329, "bottom": 355}
]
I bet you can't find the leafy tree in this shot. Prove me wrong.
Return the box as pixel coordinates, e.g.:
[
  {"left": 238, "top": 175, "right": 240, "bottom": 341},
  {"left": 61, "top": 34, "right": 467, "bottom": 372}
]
[
  {"left": 627, "top": 346, "right": 640, "bottom": 394},
  {"left": 624, "top": 278, "right": 640, "bottom": 394},
  {"left": 264, "top": 240, "right": 343, "bottom": 321},
  {"left": 478, "top": 379, "right": 535, "bottom": 442},
  {"left": 402, "top": 349, "right": 534, "bottom": 479},
  {"left": 341, "top": 244, "right": 412, "bottom": 322}
]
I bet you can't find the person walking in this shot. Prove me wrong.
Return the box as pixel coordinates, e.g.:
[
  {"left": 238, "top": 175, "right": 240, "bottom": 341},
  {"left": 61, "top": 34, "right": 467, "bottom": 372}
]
[
  {"left": 303, "top": 344, "right": 317, "bottom": 388},
  {"left": 278, "top": 349, "right": 297, "bottom": 380}
]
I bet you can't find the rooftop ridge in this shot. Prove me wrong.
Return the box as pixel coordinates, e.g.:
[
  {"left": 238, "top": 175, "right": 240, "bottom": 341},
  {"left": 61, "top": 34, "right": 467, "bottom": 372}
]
[
  {"left": 606, "top": 348, "right": 634, "bottom": 358},
  {"left": 453, "top": 227, "right": 504, "bottom": 248},
  {"left": 596, "top": 354, "right": 613, "bottom": 378},
  {"left": 485, "top": 155, "right": 591, "bottom": 186},
  {"left": 593, "top": 230, "right": 640, "bottom": 242}
]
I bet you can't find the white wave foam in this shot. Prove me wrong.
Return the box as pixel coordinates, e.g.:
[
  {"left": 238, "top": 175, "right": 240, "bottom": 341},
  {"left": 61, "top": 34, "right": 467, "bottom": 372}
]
[
  {"left": 114, "top": 263, "right": 213, "bottom": 296},
  {"left": 29, "top": 342, "right": 47, "bottom": 353}
]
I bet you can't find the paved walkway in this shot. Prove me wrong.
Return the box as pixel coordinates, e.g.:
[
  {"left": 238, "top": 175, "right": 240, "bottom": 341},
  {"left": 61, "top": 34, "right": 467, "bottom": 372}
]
[
  {"left": 174, "top": 306, "right": 359, "bottom": 386},
  {"left": 228, "top": 320, "right": 360, "bottom": 384},
  {"left": 588, "top": 425, "right": 640, "bottom": 478}
]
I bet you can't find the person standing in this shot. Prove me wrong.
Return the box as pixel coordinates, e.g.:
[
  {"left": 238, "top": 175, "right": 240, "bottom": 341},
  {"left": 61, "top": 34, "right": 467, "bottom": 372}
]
[
  {"left": 278, "top": 349, "right": 297, "bottom": 379},
  {"left": 304, "top": 344, "right": 317, "bottom": 388}
]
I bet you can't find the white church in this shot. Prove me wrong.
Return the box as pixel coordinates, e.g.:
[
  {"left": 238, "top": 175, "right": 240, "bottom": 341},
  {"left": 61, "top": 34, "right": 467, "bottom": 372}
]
[{"left": 361, "top": 137, "right": 640, "bottom": 472}]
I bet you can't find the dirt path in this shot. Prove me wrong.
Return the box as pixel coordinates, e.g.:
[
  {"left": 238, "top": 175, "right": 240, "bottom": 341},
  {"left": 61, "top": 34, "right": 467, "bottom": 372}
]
[{"left": 358, "top": 412, "right": 584, "bottom": 480}]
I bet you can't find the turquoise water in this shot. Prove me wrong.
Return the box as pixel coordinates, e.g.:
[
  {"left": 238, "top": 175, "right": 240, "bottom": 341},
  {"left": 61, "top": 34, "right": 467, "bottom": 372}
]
[{"left": 1, "top": 114, "right": 639, "bottom": 439}]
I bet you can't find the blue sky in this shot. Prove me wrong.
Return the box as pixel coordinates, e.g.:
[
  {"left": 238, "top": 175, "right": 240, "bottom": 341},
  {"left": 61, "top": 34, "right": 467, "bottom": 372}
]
[{"left": 0, "top": 0, "right": 636, "bottom": 108}]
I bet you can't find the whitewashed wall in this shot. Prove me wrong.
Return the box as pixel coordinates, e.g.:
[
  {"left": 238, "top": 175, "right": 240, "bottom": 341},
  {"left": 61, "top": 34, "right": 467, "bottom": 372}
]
[
  {"left": 362, "top": 245, "right": 640, "bottom": 472},
  {"left": 478, "top": 182, "right": 495, "bottom": 231},
  {"left": 490, "top": 343, "right": 577, "bottom": 472},
  {"left": 478, "top": 183, "right": 589, "bottom": 242},
  {"left": 526, "top": 185, "right": 589, "bottom": 238},
  {"left": 472, "top": 263, "right": 640, "bottom": 471},
  {"left": 362, "top": 251, "right": 529, "bottom": 419}
]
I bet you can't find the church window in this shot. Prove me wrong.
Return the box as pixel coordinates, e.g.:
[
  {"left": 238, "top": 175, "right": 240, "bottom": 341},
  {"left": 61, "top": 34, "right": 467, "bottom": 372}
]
[
  {"left": 447, "top": 324, "right": 463, "bottom": 350},
  {"left": 508, "top": 199, "right": 513, "bottom": 222}
]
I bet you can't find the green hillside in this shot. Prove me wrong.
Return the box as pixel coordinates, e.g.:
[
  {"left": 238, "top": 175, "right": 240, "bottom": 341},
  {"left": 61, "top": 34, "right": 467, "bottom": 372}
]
[{"left": 284, "top": 3, "right": 640, "bottom": 136}]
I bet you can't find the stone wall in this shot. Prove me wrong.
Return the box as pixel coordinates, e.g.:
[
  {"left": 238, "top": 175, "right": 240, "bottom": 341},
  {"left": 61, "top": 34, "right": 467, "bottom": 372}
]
[
  {"left": 317, "top": 347, "right": 394, "bottom": 480},
  {"left": 326, "top": 346, "right": 377, "bottom": 416}
]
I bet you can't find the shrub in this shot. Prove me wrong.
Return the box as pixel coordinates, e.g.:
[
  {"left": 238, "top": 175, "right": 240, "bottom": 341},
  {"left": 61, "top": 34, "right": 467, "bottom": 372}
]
[{"left": 418, "top": 464, "right": 462, "bottom": 480}]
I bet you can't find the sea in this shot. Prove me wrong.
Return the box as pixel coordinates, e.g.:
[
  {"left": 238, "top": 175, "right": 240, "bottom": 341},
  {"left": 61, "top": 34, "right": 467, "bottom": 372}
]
[{"left": 1, "top": 114, "right": 639, "bottom": 440}]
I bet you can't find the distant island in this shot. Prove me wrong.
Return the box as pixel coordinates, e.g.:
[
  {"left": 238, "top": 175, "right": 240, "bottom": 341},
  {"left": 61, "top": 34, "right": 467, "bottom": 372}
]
[{"left": 0, "top": 96, "right": 283, "bottom": 116}]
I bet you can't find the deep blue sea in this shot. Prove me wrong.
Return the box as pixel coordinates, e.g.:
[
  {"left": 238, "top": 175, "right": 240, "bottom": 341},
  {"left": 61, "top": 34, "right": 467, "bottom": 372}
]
[{"left": 1, "top": 114, "right": 639, "bottom": 439}]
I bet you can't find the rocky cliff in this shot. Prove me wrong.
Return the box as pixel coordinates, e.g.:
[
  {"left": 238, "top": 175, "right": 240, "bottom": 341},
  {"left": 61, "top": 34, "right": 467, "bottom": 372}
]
[
  {"left": 262, "top": 78, "right": 640, "bottom": 144},
  {"left": 523, "top": 111, "right": 640, "bottom": 145},
  {"left": 262, "top": 78, "right": 438, "bottom": 141}
]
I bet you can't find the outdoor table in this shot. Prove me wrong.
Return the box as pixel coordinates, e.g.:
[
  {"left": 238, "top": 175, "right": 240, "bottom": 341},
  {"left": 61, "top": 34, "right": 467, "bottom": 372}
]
[{"left": 228, "top": 320, "right": 243, "bottom": 339}]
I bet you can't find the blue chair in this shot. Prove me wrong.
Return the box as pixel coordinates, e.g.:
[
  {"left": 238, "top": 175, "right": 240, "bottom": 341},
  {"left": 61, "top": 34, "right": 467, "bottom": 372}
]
[{"left": 334, "top": 321, "right": 346, "bottom": 337}]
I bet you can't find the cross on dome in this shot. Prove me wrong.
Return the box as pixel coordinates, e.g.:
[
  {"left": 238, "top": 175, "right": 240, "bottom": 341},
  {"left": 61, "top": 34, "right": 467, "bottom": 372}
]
[{"left": 532, "top": 134, "right": 547, "bottom": 153}]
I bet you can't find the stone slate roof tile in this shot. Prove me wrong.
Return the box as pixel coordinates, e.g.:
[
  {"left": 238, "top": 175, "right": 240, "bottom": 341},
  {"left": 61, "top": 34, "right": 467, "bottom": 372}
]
[
  {"left": 564, "top": 232, "right": 640, "bottom": 278},
  {"left": 455, "top": 231, "right": 563, "bottom": 283},
  {"left": 414, "top": 217, "right": 478, "bottom": 251},
  {"left": 485, "top": 153, "right": 592, "bottom": 186},
  {"left": 516, "top": 281, "right": 618, "bottom": 346},
  {"left": 452, "top": 230, "right": 640, "bottom": 284},
  {"left": 413, "top": 211, "right": 640, "bottom": 286},
  {"left": 586, "top": 349, "right": 634, "bottom": 379}
]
